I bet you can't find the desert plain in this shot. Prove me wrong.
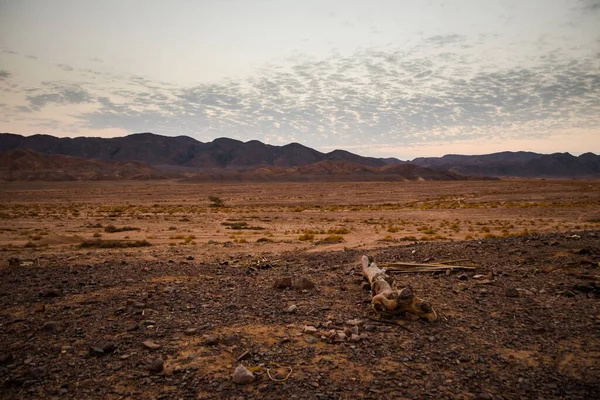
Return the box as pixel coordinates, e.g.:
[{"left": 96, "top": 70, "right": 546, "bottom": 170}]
[{"left": 0, "top": 179, "right": 599, "bottom": 399}]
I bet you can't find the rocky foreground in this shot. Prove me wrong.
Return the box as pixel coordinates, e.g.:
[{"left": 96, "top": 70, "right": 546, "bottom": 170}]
[{"left": 1, "top": 232, "right": 599, "bottom": 399}]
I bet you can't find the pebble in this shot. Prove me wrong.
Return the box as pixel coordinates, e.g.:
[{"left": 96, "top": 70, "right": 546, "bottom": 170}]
[
  {"left": 284, "top": 304, "right": 298, "bottom": 313},
  {"left": 304, "top": 336, "right": 318, "bottom": 344},
  {"left": 142, "top": 340, "right": 162, "bottom": 350},
  {"left": 274, "top": 277, "right": 293, "bottom": 289},
  {"left": 458, "top": 273, "right": 469, "bottom": 281},
  {"left": 232, "top": 364, "right": 255, "bottom": 384},
  {"left": 203, "top": 335, "right": 220, "bottom": 346},
  {"left": 346, "top": 319, "right": 363, "bottom": 326},
  {"left": 39, "top": 288, "right": 62, "bottom": 297},
  {"left": 0, "top": 352, "right": 14, "bottom": 364},
  {"left": 184, "top": 328, "right": 198, "bottom": 336},
  {"left": 506, "top": 288, "right": 520, "bottom": 298},
  {"left": 148, "top": 357, "right": 164, "bottom": 374},
  {"left": 295, "top": 277, "right": 315, "bottom": 290},
  {"left": 350, "top": 334, "right": 361, "bottom": 343},
  {"left": 89, "top": 340, "right": 117, "bottom": 356},
  {"left": 303, "top": 326, "right": 318, "bottom": 334},
  {"left": 42, "top": 321, "right": 58, "bottom": 332}
]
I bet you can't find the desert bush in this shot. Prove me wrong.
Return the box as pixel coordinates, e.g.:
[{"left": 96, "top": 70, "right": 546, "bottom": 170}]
[
  {"left": 221, "top": 221, "right": 264, "bottom": 230},
  {"left": 256, "top": 237, "right": 274, "bottom": 243},
  {"left": 93, "top": 232, "right": 102, "bottom": 238},
  {"left": 327, "top": 227, "right": 350, "bottom": 235},
  {"left": 387, "top": 225, "right": 399, "bottom": 233},
  {"left": 79, "top": 239, "right": 151, "bottom": 248},
  {"left": 400, "top": 235, "right": 418, "bottom": 241},
  {"left": 298, "top": 233, "right": 315, "bottom": 241},
  {"left": 208, "top": 196, "right": 225, "bottom": 208},
  {"left": 317, "top": 234, "right": 344, "bottom": 244},
  {"left": 184, "top": 235, "right": 196, "bottom": 244},
  {"left": 104, "top": 225, "right": 140, "bottom": 233}
]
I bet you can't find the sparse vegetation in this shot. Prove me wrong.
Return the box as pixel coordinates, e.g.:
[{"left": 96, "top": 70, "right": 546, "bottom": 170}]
[
  {"left": 79, "top": 239, "right": 152, "bottom": 248},
  {"left": 208, "top": 196, "right": 226, "bottom": 208},
  {"left": 104, "top": 225, "right": 140, "bottom": 233}
]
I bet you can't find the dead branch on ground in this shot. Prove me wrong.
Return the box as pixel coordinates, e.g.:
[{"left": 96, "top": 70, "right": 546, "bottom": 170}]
[{"left": 361, "top": 256, "right": 437, "bottom": 322}]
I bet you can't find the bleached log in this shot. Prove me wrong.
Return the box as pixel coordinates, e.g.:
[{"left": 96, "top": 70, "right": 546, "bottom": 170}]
[
  {"left": 361, "top": 256, "right": 437, "bottom": 322},
  {"left": 379, "top": 262, "right": 476, "bottom": 271}
]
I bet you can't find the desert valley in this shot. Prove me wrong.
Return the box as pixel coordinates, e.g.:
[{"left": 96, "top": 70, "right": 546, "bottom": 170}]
[{"left": 1, "top": 136, "right": 599, "bottom": 399}]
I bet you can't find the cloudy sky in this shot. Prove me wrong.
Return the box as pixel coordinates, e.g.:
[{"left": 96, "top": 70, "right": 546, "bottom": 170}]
[{"left": 0, "top": 0, "right": 599, "bottom": 159}]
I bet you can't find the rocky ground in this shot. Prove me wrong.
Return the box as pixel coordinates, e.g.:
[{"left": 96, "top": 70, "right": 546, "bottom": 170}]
[{"left": 1, "top": 231, "right": 599, "bottom": 399}]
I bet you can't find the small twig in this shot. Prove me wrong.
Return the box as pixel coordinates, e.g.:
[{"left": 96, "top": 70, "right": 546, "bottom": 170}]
[
  {"left": 435, "top": 259, "right": 470, "bottom": 265},
  {"left": 380, "top": 262, "right": 476, "bottom": 271},
  {"left": 266, "top": 363, "right": 293, "bottom": 382},
  {"left": 366, "top": 317, "right": 413, "bottom": 333}
]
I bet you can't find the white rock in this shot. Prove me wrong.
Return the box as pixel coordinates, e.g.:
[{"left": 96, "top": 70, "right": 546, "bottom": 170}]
[
  {"left": 346, "top": 319, "right": 363, "bottom": 326},
  {"left": 285, "top": 304, "right": 298, "bottom": 313},
  {"left": 303, "top": 325, "right": 318, "bottom": 334},
  {"left": 232, "top": 364, "right": 255, "bottom": 384}
]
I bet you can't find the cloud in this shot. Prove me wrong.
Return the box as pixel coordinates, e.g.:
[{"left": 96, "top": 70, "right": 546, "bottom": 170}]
[
  {"left": 4, "top": 32, "right": 600, "bottom": 152},
  {"left": 26, "top": 85, "right": 93, "bottom": 110},
  {"left": 425, "top": 34, "right": 466, "bottom": 46},
  {"left": 580, "top": 0, "right": 600, "bottom": 12},
  {"left": 57, "top": 64, "right": 74, "bottom": 72},
  {"left": 0, "top": 70, "right": 11, "bottom": 80}
]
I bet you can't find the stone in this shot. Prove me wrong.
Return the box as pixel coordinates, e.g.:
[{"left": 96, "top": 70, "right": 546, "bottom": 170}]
[
  {"left": 185, "top": 328, "right": 198, "bottom": 336},
  {"left": 149, "top": 357, "right": 164, "bottom": 374},
  {"left": 472, "top": 275, "right": 485, "bottom": 280},
  {"left": 232, "top": 364, "right": 255, "bottom": 384},
  {"left": 303, "top": 326, "right": 318, "bottom": 334},
  {"left": 506, "top": 288, "right": 520, "bottom": 298},
  {"left": 42, "top": 321, "right": 58, "bottom": 332},
  {"left": 0, "top": 352, "right": 14, "bottom": 364},
  {"left": 304, "top": 336, "right": 318, "bottom": 344},
  {"left": 142, "top": 340, "right": 162, "bottom": 350},
  {"left": 364, "top": 325, "right": 377, "bottom": 332},
  {"left": 350, "top": 334, "right": 361, "bottom": 343},
  {"left": 346, "top": 319, "right": 363, "bottom": 326},
  {"left": 203, "top": 335, "right": 220, "bottom": 346},
  {"left": 562, "top": 290, "right": 576, "bottom": 297},
  {"left": 39, "top": 288, "right": 62, "bottom": 297},
  {"left": 296, "top": 277, "right": 315, "bottom": 290},
  {"left": 284, "top": 304, "right": 298, "bottom": 313},
  {"left": 458, "top": 273, "right": 469, "bottom": 281},
  {"left": 89, "top": 340, "right": 116, "bottom": 356},
  {"left": 361, "top": 282, "right": 372, "bottom": 291},
  {"left": 274, "top": 277, "right": 293, "bottom": 289}
]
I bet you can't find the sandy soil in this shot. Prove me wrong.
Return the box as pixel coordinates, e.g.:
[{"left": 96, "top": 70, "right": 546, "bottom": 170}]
[{"left": 0, "top": 179, "right": 599, "bottom": 399}]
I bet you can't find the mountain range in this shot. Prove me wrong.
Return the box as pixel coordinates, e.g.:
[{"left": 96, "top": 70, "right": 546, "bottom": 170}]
[
  {"left": 411, "top": 151, "right": 600, "bottom": 178},
  {"left": 0, "top": 132, "right": 397, "bottom": 169},
  {"left": 0, "top": 132, "right": 598, "bottom": 180}
]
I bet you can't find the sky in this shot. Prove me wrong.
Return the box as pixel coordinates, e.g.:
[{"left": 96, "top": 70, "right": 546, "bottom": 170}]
[{"left": 0, "top": 0, "right": 599, "bottom": 159}]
